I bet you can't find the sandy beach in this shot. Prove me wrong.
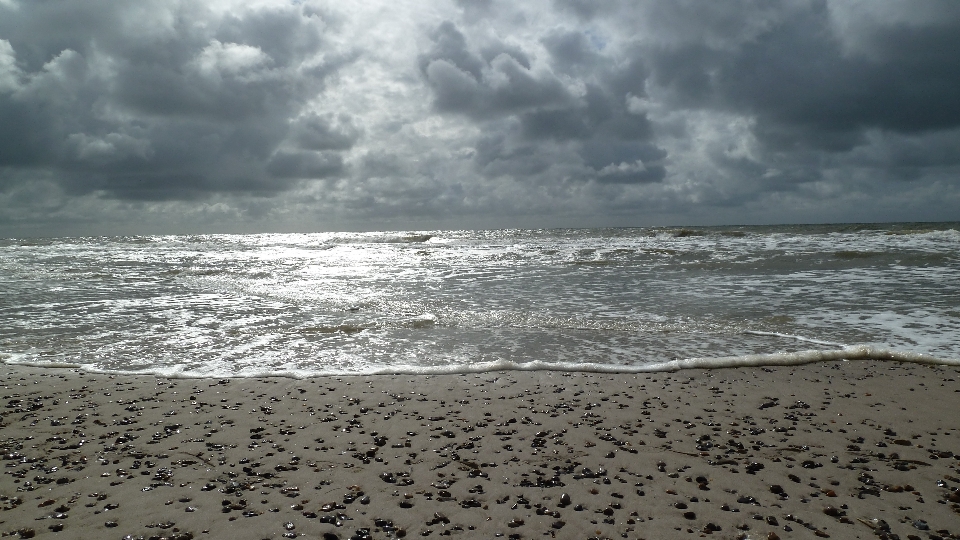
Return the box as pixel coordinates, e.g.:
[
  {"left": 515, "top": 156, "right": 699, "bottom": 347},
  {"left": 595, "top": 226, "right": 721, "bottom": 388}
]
[{"left": 2, "top": 361, "right": 959, "bottom": 540}]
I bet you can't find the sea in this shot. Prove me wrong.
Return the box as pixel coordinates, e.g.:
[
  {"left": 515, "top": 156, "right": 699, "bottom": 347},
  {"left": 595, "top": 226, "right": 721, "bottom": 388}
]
[{"left": 2, "top": 223, "right": 959, "bottom": 378}]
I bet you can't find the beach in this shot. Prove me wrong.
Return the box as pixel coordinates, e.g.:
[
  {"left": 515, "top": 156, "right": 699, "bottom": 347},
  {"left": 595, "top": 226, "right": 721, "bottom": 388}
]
[{"left": 2, "top": 361, "right": 959, "bottom": 540}]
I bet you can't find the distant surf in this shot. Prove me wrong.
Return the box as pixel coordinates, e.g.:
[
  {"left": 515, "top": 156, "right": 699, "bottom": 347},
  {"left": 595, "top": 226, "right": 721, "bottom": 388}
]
[{"left": 1, "top": 223, "right": 958, "bottom": 377}]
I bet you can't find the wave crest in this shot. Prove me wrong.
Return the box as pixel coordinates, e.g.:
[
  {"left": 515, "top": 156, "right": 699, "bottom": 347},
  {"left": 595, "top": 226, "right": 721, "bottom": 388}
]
[{"left": 5, "top": 345, "right": 955, "bottom": 379}]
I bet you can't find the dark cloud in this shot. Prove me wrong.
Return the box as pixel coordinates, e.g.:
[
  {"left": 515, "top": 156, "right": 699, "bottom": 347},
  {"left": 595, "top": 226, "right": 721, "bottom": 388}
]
[
  {"left": 480, "top": 42, "right": 531, "bottom": 70},
  {"left": 453, "top": 0, "right": 496, "bottom": 24},
  {"left": 1, "top": 0, "right": 958, "bottom": 235},
  {"left": 0, "top": 1, "right": 355, "bottom": 203},
  {"left": 540, "top": 29, "right": 603, "bottom": 73},
  {"left": 266, "top": 151, "right": 344, "bottom": 180},
  {"left": 419, "top": 21, "right": 663, "bottom": 187},
  {"left": 291, "top": 113, "right": 362, "bottom": 151},
  {"left": 474, "top": 133, "right": 554, "bottom": 178},
  {"left": 552, "top": 0, "right": 617, "bottom": 21},
  {"left": 419, "top": 22, "right": 572, "bottom": 119},
  {"left": 644, "top": 1, "right": 960, "bottom": 152},
  {"left": 418, "top": 21, "right": 485, "bottom": 81}
]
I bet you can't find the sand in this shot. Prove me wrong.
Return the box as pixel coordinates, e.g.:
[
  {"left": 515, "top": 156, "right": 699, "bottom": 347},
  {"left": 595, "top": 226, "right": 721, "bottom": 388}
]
[{"left": 1, "top": 360, "right": 959, "bottom": 540}]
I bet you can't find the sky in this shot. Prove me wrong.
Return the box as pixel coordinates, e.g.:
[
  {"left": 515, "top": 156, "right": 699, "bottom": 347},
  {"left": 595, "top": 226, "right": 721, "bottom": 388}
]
[{"left": 1, "top": 0, "right": 959, "bottom": 236}]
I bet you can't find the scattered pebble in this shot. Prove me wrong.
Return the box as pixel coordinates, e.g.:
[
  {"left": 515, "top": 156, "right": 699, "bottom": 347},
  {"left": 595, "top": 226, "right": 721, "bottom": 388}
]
[{"left": 1, "top": 362, "right": 958, "bottom": 540}]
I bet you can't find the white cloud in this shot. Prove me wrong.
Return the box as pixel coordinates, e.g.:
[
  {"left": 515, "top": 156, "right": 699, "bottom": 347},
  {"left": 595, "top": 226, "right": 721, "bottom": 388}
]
[
  {"left": 599, "top": 160, "right": 646, "bottom": 176},
  {"left": 193, "top": 40, "right": 273, "bottom": 81},
  {"left": 0, "top": 39, "right": 19, "bottom": 93},
  {"left": 66, "top": 132, "right": 153, "bottom": 162}
]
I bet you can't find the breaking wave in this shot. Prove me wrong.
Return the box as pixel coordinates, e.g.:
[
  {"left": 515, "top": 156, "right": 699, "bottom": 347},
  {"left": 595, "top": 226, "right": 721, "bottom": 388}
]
[{"left": 5, "top": 345, "right": 956, "bottom": 380}]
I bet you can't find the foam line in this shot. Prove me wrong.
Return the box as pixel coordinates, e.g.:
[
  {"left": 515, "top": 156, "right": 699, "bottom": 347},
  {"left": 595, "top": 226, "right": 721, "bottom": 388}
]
[
  {"left": 3, "top": 345, "right": 957, "bottom": 379},
  {"left": 743, "top": 330, "right": 845, "bottom": 347}
]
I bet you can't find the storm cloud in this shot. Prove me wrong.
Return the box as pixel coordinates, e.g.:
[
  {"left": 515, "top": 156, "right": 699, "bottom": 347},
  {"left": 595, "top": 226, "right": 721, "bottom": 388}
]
[{"left": 0, "top": 0, "right": 958, "bottom": 235}]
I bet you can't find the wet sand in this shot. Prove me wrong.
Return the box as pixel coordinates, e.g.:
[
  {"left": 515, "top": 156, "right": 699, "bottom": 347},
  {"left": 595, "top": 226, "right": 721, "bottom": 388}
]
[{"left": 2, "top": 361, "right": 959, "bottom": 540}]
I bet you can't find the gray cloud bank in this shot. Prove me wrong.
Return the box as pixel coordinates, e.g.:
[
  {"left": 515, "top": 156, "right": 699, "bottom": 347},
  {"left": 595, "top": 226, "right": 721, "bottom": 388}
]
[{"left": 1, "top": 0, "right": 958, "bottom": 235}]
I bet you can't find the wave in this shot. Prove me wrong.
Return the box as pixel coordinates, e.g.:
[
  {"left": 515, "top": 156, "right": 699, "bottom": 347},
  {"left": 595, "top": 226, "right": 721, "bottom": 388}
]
[
  {"left": 743, "top": 330, "right": 844, "bottom": 347},
  {"left": 833, "top": 250, "right": 881, "bottom": 259},
  {"left": 329, "top": 233, "right": 435, "bottom": 244},
  {"left": 5, "top": 345, "right": 956, "bottom": 380},
  {"left": 570, "top": 260, "right": 617, "bottom": 266},
  {"left": 296, "top": 323, "right": 372, "bottom": 335}
]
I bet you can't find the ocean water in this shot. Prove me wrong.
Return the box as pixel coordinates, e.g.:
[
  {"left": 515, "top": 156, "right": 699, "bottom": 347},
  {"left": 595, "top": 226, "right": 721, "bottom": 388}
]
[{"left": 1, "top": 223, "right": 959, "bottom": 377}]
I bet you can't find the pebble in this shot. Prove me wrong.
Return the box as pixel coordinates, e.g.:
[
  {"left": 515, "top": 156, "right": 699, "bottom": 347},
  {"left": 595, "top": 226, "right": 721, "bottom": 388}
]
[{"left": 2, "top": 363, "right": 958, "bottom": 540}]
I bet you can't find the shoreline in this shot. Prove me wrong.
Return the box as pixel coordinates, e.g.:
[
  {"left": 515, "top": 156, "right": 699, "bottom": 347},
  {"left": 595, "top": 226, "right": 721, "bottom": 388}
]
[
  {"left": 2, "top": 361, "right": 959, "bottom": 539},
  {"left": 4, "top": 345, "right": 958, "bottom": 380}
]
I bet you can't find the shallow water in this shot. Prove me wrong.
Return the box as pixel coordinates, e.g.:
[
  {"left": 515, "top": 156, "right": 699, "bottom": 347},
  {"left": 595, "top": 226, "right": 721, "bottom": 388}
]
[{"left": 1, "top": 223, "right": 958, "bottom": 377}]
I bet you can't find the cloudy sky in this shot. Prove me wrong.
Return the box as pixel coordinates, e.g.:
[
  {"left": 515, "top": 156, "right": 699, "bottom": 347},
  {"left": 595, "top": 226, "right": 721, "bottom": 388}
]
[{"left": 1, "top": 0, "right": 958, "bottom": 236}]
